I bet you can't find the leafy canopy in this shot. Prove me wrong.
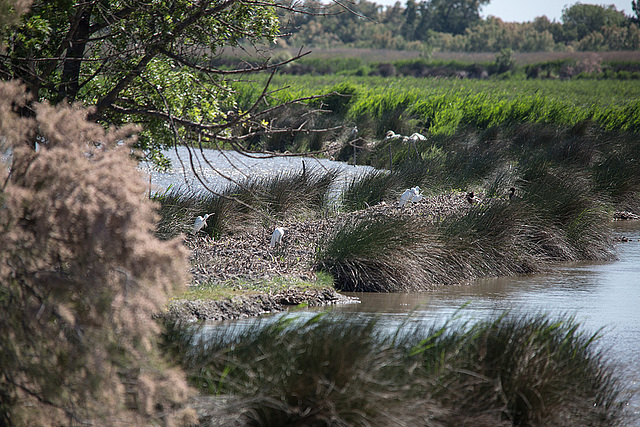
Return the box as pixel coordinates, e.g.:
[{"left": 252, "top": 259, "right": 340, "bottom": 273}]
[{"left": 1, "top": 0, "right": 281, "bottom": 165}]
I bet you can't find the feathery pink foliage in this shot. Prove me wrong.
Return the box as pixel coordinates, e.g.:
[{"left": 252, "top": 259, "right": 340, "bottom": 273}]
[{"left": 0, "top": 81, "right": 192, "bottom": 425}]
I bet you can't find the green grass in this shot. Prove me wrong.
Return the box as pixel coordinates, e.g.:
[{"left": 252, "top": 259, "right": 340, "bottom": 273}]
[
  {"left": 153, "top": 165, "right": 339, "bottom": 238},
  {"left": 316, "top": 154, "right": 615, "bottom": 292},
  {"left": 233, "top": 75, "right": 640, "bottom": 137},
  {"left": 315, "top": 214, "right": 447, "bottom": 292},
  {"left": 164, "top": 312, "right": 631, "bottom": 426}
]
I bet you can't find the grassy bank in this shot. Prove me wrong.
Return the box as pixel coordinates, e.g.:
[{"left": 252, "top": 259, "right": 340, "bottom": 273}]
[
  {"left": 157, "top": 119, "right": 635, "bottom": 293},
  {"left": 164, "top": 312, "right": 631, "bottom": 425}
]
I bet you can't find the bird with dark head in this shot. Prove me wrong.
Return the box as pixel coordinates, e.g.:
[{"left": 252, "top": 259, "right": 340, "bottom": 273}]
[
  {"left": 508, "top": 187, "right": 516, "bottom": 200},
  {"left": 466, "top": 191, "right": 477, "bottom": 204}
]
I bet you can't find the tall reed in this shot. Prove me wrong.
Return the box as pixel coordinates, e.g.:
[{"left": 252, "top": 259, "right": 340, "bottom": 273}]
[
  {"left": 164, "top": 312, "right": 630, "bottom": 426},
  {"left": 154, "top": 165, "right": 339, "bottom": 237}
]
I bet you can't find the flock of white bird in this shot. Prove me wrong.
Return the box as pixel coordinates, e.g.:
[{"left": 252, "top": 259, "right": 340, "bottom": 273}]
[
  {"left": 384, "top": 130, "right": 427, "bottom": 145},
  {"left": 190, "top": 129, "right": 429, "bottom": 247},
  {"left": 190, "top": 212, "right": 287, "bottom": 248}
]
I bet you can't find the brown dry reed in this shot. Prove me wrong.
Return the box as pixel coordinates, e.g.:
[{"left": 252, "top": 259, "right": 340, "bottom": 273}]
[{"left": 0, "top": 81, "right": 194, "bottom": 426}]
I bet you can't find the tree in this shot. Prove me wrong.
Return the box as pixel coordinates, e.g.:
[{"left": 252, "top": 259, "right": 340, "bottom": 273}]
[
  {"left": 402, "top": 0, "right": 418, "bottom": 40},
  {"left": 561, "top": 3, "right": 627, "bottom": 41},
  {"left": 0, "top": 81, "right": 193, "bottom": 425},
  {"left": 0, "top": 0, "right": 320, "bottom": 167},
  {"left": 423, "top": 0, "right": 489, "bottom": 35}
]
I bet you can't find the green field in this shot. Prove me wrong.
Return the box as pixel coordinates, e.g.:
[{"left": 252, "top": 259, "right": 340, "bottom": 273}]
[{"left": 235, "top": 75, "right": 640, "bottom": 136}]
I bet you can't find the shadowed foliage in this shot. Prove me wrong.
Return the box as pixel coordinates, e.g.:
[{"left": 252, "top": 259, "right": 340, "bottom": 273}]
[
  {"left": 403, "top": 313, "right": 629, "bottom": 426},
  {"left": 164, "top": 312, "right": 630, "bottom": 426},
  {"left": 315, "top": 214, "right": 445, "bottom": 291}
]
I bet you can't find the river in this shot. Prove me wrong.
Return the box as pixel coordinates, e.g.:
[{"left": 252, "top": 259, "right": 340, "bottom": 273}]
[
  {"left": 140, "top": 146, "right": 373, "bottom": 200},
  {"left": 316, "top": 220, "right": 640, "bottom": 417},
  {"left": 148, "top": 148, "right": 639, "bottom": 419}
]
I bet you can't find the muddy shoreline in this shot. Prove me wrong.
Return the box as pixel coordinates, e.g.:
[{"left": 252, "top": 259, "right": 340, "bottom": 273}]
[
  {"left": 164, "top": 287, "right": 358, "bottom": 323},
  {"left": 166, "top": 188, "right": 638, "bottom": 323},
  {"left": 166, "top": 191, "right": 474, "bottom": 322}
]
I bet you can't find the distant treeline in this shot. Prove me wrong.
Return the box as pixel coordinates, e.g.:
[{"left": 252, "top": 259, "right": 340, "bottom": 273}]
[
  {"left": 275, "top": 0, "right": 640, "bottom": 52},
  {"left": 215, "top": 52, "right": 640, "bottom": 80}
]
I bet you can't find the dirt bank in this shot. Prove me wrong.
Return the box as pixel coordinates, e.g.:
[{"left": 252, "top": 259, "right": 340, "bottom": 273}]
[
  {"left": 168, "top": 190, "right": 636, "bottom": 323},
  {"left": 165, "top": 287, "right": 358, "bottom": 323}
]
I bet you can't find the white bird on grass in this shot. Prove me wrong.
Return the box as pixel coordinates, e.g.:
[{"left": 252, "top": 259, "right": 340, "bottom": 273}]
[
  {"left": 406, "top": 133, "right": 426, "bottom": 156},
  {"left": 406, "top": 132, "right": 427, "bottom": 144},
  {"left": 350, "top": 125, "right": 358, "bottom": 141},
  {"left": 399, "top": 186, "right": 423, "bottom": 207},
  {"left": 384, "top": 130, "right": 404, "bottom": 141},
  {"left": 270, "top": 227, "right": 286, "bottom": 248},
  {"left": 410, "top": 186, "right": 423, "bottom": 203},
  {"left": 191, "top": 213, "right": 214, "bottom": 234}
]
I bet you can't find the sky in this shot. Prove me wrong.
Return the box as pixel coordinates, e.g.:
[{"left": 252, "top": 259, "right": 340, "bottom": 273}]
[
  {"left": 372, "top": 0, "right": 634, "bottom": 23},
  {"left": 480, "top": 0, "right": 634, "bottom": 23}
]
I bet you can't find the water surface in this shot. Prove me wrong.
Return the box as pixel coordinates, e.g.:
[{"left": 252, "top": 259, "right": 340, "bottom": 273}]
[{"left": 318, "top": 221, "right": 640, "bottom": 417}]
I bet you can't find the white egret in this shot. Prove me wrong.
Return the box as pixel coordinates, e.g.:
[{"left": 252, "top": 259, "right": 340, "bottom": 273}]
[
  {"left": 191, "top": 213, "right": 214, "bottom": 234},
  {"left": 406, "top": 132, "right": 426, "bottom": 157},
  {"left": 350, "top": 125, "right": 358, "bottom": 141},
  {"left": 384, "top": 130, "right": 404, "bottom": 141},
  {"left": 410, "top": 186, "right": 423, "bottom": 203},
  {"left": 398, "top": 188, "right": 413, "bottom": 207},
  {"left": 270, "top": 227, "right": 285, "bottom": 248},
  {"left": 407, "top": 132, "right": 427, "bottom": 143}
]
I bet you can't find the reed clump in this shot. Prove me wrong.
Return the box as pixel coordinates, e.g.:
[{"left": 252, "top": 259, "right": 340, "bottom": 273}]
[
  {"left": 316, "top": 156, "right": 614, "bottom": 292},
  {"left": 403, "top": 313, "right": 629, "bottom": 426},
  {"left": 165, "top": 312, "right": 630, "bottom": 426},
  {"left": 340, "top": 169, "right": 399, "bottom": 211},
  {"left": 315, "top": 214, "right": 445, "bottom": 292},
  {"left": 154, "top": 165, "right": 339, "bottom": 238}
]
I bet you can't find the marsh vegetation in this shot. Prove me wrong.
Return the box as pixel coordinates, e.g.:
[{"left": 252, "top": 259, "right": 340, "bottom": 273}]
[{"left": 165, "top": 312, "right": 631, "bottom": 426}]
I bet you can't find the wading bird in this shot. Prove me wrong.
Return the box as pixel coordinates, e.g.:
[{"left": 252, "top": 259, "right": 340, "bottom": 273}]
[
  {"left": 191, "top": 213, "right": 214, "bottom": 234},
  {"left": 407, "top": 132, "right": 426, "bottom": 144},
  {"left": 406, "top": 133, "right": 426, "bottom": 156},
  {"left": 384, "top": 130, "right": 404, "bottom": 141},
  {"left": 270, "top": 227, "right": 285, "bottom": 248},
  {"left": 466, "top": 191, "right": 478, "bottom": 204},
  {"left": 350, "top": 125, "right": 358, "bottom": 141},
  {"left": 410, "top": 186, "right": 423, "bottom": 203},
  {"left": 399, "top": 186, "right": 423, "bottom": 207}
]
